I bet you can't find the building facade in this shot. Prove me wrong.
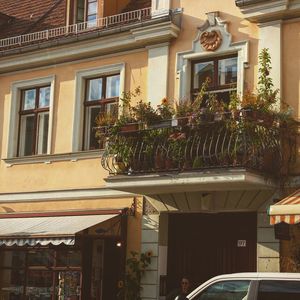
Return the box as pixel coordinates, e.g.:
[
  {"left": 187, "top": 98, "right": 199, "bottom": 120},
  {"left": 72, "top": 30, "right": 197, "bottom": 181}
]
[{"left": 0, "top": 0, "right": 299, "bottom": 299}]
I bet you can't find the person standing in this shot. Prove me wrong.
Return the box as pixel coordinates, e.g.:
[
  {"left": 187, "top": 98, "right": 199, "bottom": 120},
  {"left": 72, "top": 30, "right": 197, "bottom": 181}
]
[{"left": 166, "top": 277, "right": 192, "bottom": 300}]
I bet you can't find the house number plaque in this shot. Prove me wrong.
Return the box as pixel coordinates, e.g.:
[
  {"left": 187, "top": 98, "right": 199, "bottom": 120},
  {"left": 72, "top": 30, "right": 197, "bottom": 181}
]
[{"left": 237, "top": 240, "right": 247, "bottom": 247}]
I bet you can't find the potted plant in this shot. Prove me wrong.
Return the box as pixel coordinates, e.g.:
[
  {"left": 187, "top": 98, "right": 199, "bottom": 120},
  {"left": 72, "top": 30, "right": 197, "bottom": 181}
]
[
  {"left": 131, "top": 100, "right": 161, "bottom": 128},
  {"left": 152, "top": 97, "right": 175, "bottom": 128},
  {"left": 174, "top": 98, "right": 193, "bottom": 126},
  {"left": 228, "top": 90, "right": 240, "bottom": 120},
  {"left": 117, "top": 250, "right": 152, "bottom": 300}
]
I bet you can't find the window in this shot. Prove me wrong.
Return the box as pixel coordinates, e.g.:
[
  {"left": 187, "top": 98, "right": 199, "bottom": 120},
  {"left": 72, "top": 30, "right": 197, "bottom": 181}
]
[
  {"left": 258, "top": 280, "right": 300, "bottom": 300},
  {"left": 0, "top": 249, "right": 82, "bottom": 300},
  {"left": 194, "top": 280, "right": 250, "bottom": 300},
  {"left": 73, "top": 63, "right": 124, "bottom": 152},
  {"left": 8, "top": 76, "right": 54, "bottom": 159},
  {"left": 75, "top": 0, "right": 98, "bottom": 25},
  {"left": 83, "top": 74, "right": 120, "bottom": 150},
  {"left": 18, "top": 86, "right": 50, "bottom": 156},
  {"left": 192, "top": 55, "right": 238, "bottom": 103}
]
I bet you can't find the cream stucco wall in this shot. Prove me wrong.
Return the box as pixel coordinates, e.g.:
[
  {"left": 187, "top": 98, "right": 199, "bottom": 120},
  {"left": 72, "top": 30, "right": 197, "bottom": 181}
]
[
  {"left": 282, "top": 20, "right": 300, "bottom": 119},
  {"left": 0, "top": 51, "right": 148, "bottom": 193},
  {"left": 169, "top": 0, "right": 259, "bottom": 102}
]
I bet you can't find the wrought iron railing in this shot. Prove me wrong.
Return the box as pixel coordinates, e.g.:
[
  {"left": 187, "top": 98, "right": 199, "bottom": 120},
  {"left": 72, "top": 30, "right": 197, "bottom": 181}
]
[
  {"left": 0, "top": 7, "right": 151, "bottom": 50},
  {"left": 101, "top": 115, "right": 296, "bottom": 177}
]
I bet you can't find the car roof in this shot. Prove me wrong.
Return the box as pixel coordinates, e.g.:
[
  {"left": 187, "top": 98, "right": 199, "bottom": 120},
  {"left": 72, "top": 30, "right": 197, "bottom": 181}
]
[
  {"left": 211, "top": 272, "right": 300, "bottom": 279},
  {"left": 187, "top": 272, "right": 300, "bottom": 299}
]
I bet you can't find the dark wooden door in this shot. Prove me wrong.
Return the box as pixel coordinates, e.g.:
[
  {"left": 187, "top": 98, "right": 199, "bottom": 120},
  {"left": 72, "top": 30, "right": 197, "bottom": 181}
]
[{"left": 166, "top": 212, "right": 257, "bottom": 292}]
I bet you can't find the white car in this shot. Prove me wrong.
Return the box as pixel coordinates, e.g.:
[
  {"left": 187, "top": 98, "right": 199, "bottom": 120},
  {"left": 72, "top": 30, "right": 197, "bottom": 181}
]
[{"left": 187, "top": 272, "right": 300, "bottom": 300}]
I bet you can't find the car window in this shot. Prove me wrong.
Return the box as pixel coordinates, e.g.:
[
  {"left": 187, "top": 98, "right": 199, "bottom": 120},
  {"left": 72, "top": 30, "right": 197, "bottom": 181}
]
[
  {"left": 258, "top": 280, "right": 300, "bottom": 300},
  {"left": 193, "top": 280, "right": 251, "bottom": 300}
]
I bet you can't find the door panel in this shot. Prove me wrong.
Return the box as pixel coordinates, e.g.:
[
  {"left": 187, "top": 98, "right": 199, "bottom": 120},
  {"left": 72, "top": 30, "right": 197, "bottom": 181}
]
[{"left": 167, "top": 213, "right": 257, "bottom": 292}]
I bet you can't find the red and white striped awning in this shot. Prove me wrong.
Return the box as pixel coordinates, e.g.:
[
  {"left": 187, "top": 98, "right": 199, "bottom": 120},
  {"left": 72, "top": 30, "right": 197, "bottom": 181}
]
[{"left": 269, "top": 189, "right": 300, "bottom": 225}]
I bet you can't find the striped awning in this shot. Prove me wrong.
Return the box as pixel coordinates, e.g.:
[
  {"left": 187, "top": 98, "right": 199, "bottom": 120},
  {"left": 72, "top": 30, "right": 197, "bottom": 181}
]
[
  {"left": 0, "top": 213, "right": 118, "bottom": 246},
  {"left": 269, "top": 189, "right": 300, "bottom": 225}
]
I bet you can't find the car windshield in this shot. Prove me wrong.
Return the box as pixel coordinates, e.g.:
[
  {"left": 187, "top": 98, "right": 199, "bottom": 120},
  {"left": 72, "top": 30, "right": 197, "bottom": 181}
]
[{"left": 192, "top": 280, "right": 251, "bottom": 300}]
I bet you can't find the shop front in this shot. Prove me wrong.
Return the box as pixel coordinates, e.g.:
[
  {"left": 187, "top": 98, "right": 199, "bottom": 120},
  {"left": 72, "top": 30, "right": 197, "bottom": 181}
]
[
  {"left": 269, "top": 189, "right": 300, "bottom": 272},
  {"left": 0, "top": 210, "right": 127, "bottom": 300}
]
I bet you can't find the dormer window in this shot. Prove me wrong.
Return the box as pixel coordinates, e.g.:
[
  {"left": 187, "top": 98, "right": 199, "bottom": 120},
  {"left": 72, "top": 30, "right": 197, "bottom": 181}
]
[{"left": 75, "top": 0, "right": 99, "bottom": 24}]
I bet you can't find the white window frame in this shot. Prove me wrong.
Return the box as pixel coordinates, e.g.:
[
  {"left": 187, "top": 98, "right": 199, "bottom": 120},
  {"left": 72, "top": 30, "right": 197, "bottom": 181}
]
[
  {"left": 176, "top": 13, "right": 249, "bottom": 101},
  {"left": 7, "top": 76, "right": 55, "bottom": 158},
  {"left": 72, "top": 63, "right": 125, "bottom": 152}
]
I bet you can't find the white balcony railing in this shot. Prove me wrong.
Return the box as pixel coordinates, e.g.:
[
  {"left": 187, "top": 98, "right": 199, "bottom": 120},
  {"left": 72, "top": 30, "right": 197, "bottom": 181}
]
[{"left": 0, "top": 7, "right": 152, "bottom": 51}]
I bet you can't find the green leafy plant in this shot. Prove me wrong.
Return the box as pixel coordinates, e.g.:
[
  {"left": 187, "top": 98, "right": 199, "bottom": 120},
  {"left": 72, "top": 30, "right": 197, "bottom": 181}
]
[
  {"left": 257, "top": 48, "right": 278, "bottom": 110},
  {"left": 241, "top": 48, "right": 278, "bottom": 113},
  {"left": 156, "top": 97, "right": 174, "bottom": 119},
  {"left": 117, "top": 250, "right": 152, "bottom": 300},
  {"left": 175, "top": 98, "right": 193, "bottom": 118},
  {"left": 131, "top": 100, "right": 161, "bottom": 126}
]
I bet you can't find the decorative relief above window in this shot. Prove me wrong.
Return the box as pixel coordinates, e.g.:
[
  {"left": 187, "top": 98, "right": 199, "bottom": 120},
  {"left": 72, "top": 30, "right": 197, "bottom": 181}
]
[
  {"left": 200, "top": 30, "right": 222, "bottom": 52},
  {"left": 176, "top": 11, "right": 249, "bottom": 100}
]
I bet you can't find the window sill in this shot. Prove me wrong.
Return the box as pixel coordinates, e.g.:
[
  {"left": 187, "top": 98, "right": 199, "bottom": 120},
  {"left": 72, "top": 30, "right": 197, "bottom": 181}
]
[{"left": 2, "top": 150, "right": 103, "bottom": 166}]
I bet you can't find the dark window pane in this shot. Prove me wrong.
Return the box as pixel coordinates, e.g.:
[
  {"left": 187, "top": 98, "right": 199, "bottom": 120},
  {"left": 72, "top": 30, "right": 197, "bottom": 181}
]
[
  {"left": 56, "top": 250, "right": 81, "bottom": 267},
  {"left": 106, "top": 75, "right": 120, "bottom": 98},
  {"left": 0, "top": 251, "right": 25, "bottom": 268},
  {"left": 218, "top": 57, "right": 237, "bottom": 86},
  {"left": 106, "top": 102, "right": 118, "bottom": 117},
  {"left": 26, "top": 270, "right": 52, "bottom": 299},
  {"left": 85, "top": 106, "right": 101, "bottom": 150},
  {"left": 258, "top": 280, "right": 300, "bottom": 300},
  {"left": 193, "top": 61, "right": 214, "bottom": 90},
  {"left": 77, "top": 0, "right": 84, "bottom": 22},
  {"left": 19, "top": 114, "right": 35, "bottom": 156},
  {"left": 27, "top": 249, "right": 54, "bottom": 267},
  {"left": 87, "top": 78, "right": 102, "bottom": 101},
  {"left": 39, "top": 86, "right": 50, "bottom": 108},
  {"left": 23, "top": 89, "right": 36, "bottom": 110},
  {"left": 195, "top": 280, "right": 250, "bottom": 300},
  {"left": 0, "top": 269, "right": 25, "bottom": 299},
  {"left": 36, "top": 112, "right": 49, "bottom": 155}
]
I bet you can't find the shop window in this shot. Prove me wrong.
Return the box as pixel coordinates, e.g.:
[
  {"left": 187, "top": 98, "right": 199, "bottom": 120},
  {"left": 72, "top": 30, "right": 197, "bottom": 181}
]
[
  {"left": 18, "top": 86, "right": 50, "bottom": 157},
  {"left": 192, "top": 55, "right": 237, "bottom": 104},
  {"left": 83, "top": 73, "right": 120, "bottom": 150},
  {"left": 0, "top": 248, "right": 82, "bottom": 300}
]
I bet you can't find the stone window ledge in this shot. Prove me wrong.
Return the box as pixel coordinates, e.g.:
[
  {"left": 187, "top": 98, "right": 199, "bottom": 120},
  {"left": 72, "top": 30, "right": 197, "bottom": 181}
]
[{"left": 2, "top": 150, "right": 102, "bottom": 166}]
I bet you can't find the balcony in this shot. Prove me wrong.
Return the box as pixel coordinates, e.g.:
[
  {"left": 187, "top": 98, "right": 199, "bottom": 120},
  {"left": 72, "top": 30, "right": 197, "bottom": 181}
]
[
  {"left": 0, "top": 7, "right": 159, "bottom": 51},
  {"left": 0, "top": 4, "right": 180, "bottom": 73},
  {"left": 101, "top": 111, "right": 297, "bottom": 194}
]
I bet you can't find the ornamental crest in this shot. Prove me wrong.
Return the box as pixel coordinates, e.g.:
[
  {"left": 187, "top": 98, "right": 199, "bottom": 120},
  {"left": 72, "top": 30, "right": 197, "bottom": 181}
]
[{"left": 200, "top": 30, "right": 222, "bottom": 51}]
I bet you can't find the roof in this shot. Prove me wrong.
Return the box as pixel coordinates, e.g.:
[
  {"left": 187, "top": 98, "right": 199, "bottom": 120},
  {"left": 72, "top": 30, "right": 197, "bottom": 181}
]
[
  {"left": 188, "top": 272, "right": 300, "bottom": 299},
  {"left": 0, "top": 0, "right": 66, "bottom": 39},
  {"left": 123, "top": 0, "right": 151, "bottom": 12},
  {"left": 0, "top": 212, "right": 119, "bottom": 246},
  {"left": 269, "top": 189, "right": 300, "bottom": 224}
]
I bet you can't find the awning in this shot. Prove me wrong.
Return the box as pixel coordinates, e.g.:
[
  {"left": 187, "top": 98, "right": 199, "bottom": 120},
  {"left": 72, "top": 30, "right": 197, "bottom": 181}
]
[
  {"left": 0, "top": 213, "right": 119, "bottom": 246},
  {"left": 269, "top": 189, "right": 300, "bottom": 225}
]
